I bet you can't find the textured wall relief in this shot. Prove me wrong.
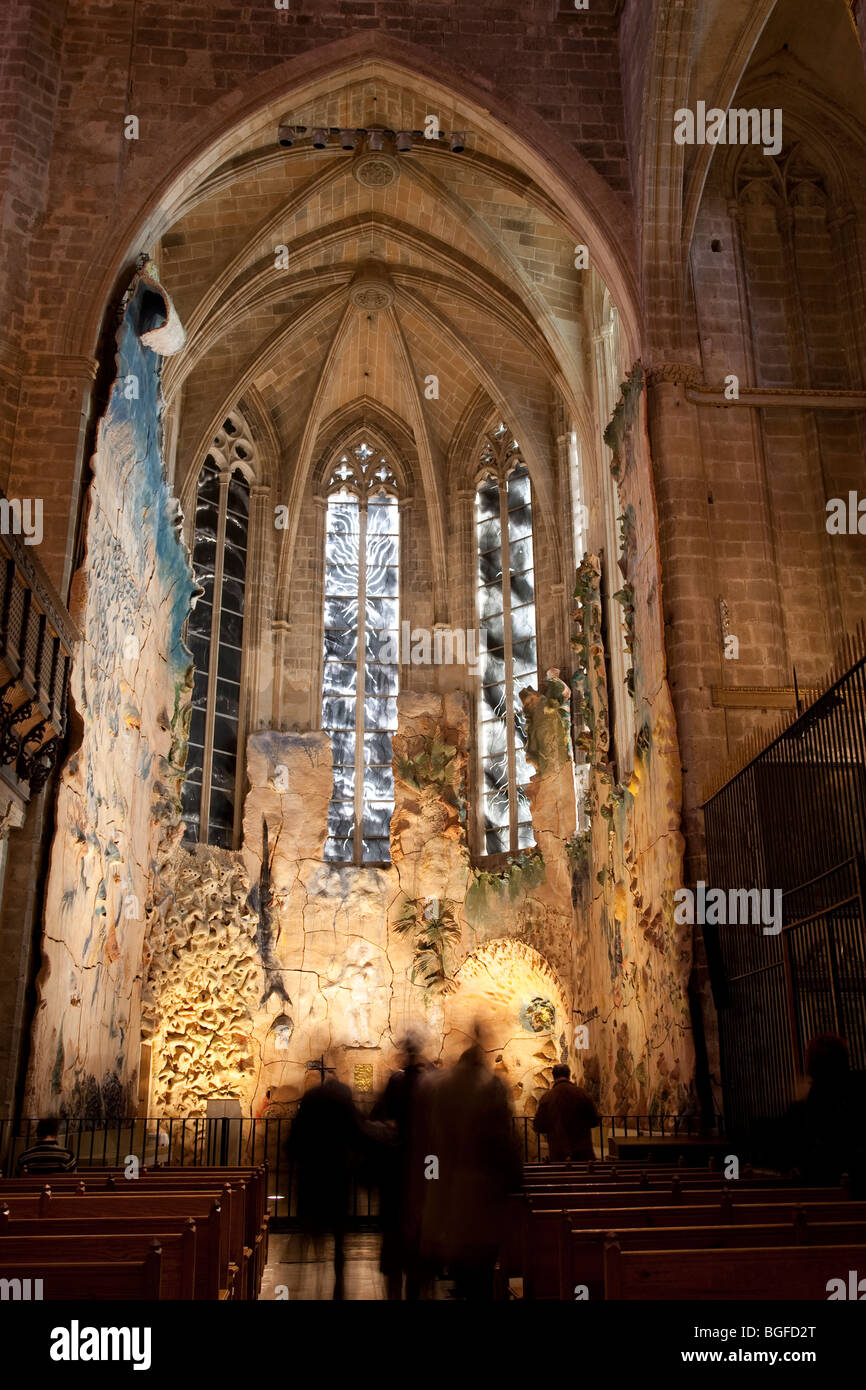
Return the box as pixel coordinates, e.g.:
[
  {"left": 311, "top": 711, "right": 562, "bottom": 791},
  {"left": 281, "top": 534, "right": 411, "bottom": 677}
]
[
  {"left": 25, "top": 263, "right": 195, "bottom": 1118},
  {"left": 143, "top": 686, "right": 579, "bottom": 1117},
  {"left": 143, "top": 845, "right": 262, "bottom": 1115},
  {"left": 572, "top": 366, "right": 694, "bottom": 1115}
]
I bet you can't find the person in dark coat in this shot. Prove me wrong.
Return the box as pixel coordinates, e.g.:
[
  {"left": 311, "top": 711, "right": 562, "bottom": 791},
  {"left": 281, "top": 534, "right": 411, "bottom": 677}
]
[
  {"left": 15, "top": 1118, "right": 77, "bottom": 1175},
  {"left": 371, "top": 1033, "right": 429, "bottom": 1299},
  {"left": 782, "top": 1033, "right": 866, "bottom": 1194},
  {"left": 533, "top": 1064, "right": 600, "bottom": 1161},
  {"left": 288, "top": 1065, "right": 360, "bottom": 1299},
  {"left": 417, "top": 1040, "right": 523, "bottom": 1299}
]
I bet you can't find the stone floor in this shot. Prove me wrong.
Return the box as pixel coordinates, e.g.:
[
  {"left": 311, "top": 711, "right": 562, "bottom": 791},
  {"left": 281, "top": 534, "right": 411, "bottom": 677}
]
[
  {"left": 259, "top": 1232, "right": 386, "bottom": 1301},
  {"left": 259, "top": 1232, "right": 471, "bottom": 1300}
]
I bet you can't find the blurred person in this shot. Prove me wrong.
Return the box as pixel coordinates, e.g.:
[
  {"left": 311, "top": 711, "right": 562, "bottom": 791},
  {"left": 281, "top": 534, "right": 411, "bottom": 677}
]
[
  {"left": 371, "top": 1032, "right": 429, "bottom": 1299},
  {"left": 418, "top": 1031, "right": 522, "bottom": 1299},
  {"left": 287, "top": 1061, "right": 360, "bottom": 1299},
  {"left": 782, "top": 1033, "right": 866, "bottom": 1193},
  {"left": 16, "top": 1118, "right": 77, "bottom": 1175},
  {"left": 532, "top": 1064, "right": 600, "bottom": 1161}
]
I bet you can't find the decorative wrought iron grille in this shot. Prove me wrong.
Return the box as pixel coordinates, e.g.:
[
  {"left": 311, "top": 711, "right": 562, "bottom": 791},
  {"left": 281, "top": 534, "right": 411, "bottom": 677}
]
[{"left": 703, "top": 632, "right": 866, "bottom": 1148}]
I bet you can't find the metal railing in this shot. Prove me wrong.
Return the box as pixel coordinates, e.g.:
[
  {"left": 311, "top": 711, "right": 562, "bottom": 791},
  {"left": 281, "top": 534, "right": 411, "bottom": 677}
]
[
  {"left": 0, "top": 1112, "right": 722, "bottom": 1227},
  {"left": 0, "top": 513, "right": 77, "bottom": 800},
  {"left": 703, "top": 632, "right": 866, "bottom": 1147}
]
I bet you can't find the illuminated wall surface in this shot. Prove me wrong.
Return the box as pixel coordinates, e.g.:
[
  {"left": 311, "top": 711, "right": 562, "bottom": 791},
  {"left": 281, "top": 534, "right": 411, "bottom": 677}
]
[
  {"left": 25, "top": 266, "right": 196, "bottom": 1119},
  {"left": 139, "top": 375, "right": 692, "bottom": 1121},
  {"left": 26, "top": 283, "right": 692, "bottom": 1119}
]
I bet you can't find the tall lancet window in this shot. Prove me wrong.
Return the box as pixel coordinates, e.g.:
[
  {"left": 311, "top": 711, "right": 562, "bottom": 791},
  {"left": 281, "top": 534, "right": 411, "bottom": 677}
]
[
  {"left": 476, "top": 425, "right": 537, "bottom": 855},
  {"left": 182, "top": 416, "right": 252, "bottom": 848},
  {"left": 321, "top": 442, "right": 399, "bottom": 865}
]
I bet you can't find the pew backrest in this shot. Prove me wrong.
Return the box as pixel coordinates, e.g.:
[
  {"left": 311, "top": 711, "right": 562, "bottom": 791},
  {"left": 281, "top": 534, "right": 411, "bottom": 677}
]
[{"left": 604, "top": 1240, "right": 866, "bottom": 1300}]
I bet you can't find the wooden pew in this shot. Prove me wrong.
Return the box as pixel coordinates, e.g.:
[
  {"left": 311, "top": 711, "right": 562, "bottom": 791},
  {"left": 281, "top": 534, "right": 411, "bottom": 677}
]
[
  {"left": 604, "top": 1238, "right": 866, "bottom": 1299},
  {"left": 0, "top": 1245, "right": 162, "bottom": 1299},
  {"left": 4, "top": 1166, "right": 269, "bottom": 1297},
  {"left": 0, "top": 1189, "right": 240, "bottom": 1298},
  {"left": 523, "top": 1181, "right": 849, "bottom": 1210},
  {"left": 2, "top": 1173, "right": 265, "bottom": 1299},
  {"left": 0, "top": 1211, "right": 220, "bottom": 1299},
  {"left": 518, "top": 1192, "right": 865, "bottom": 1298},
  {"left": 560, "top": 1216, "right": 866, "bottom": 1300},
  {"left": 0, "top": 1229, "right": 195, "bottom": 1299}
]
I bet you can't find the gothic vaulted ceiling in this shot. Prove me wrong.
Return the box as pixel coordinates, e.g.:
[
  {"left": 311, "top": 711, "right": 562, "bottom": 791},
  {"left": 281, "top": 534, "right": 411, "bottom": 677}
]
[{"left": 157, "top": 70, "right": 598, "bottom": 523}]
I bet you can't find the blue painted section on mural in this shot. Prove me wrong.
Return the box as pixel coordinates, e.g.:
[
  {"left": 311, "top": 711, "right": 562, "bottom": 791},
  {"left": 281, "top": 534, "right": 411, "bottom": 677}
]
[
  {"left": 34, "top": 266, "right": 197, "bottom": 1119},
  {"left": 110, "top": 280, "right": 197, "bottom": 676}
]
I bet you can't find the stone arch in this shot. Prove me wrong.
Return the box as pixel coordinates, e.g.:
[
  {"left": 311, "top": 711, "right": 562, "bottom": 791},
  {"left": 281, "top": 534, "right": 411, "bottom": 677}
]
[
  {"left": 65, "top": 36, "right": 642, "bottom": 367},
  {"left": 312, "top": 420, "right": 410, "bottom": 503},
  {"left": 442, "top": 937, "right": 572, "bottom": 1115},
  {"left": 314, "top": 402, "right": 421, "bottom": 501},
  {"left": 50, "top": 44, "right": 646, "bottom": 637}
]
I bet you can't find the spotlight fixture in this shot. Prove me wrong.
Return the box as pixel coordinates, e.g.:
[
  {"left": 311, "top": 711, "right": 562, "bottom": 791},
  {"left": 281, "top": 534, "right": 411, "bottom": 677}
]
[
  {"left": 311, "top": 127, "right": 329, "bottom": 149},
  {"left": 396, "top": 130, "right": 413, "bottom": 153},
  {"left": 367, "top": 128, "right": 385, "bottom": 153},
  {"left": 340, "top": 128, "right": 358, "bottom": 151},
  {"left": 450, "top": 131, "right": 466, "bottom": 153},
  {"left": 277, "top": 123, "right": 295, "bottom": 148}
]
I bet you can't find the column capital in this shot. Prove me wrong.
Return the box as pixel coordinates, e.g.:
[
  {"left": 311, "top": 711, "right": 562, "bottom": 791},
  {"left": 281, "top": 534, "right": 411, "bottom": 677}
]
[
  {"left": 827, "top": 202, "right": 857, "bottom": 232},
  {"left": 21, "top": 352, "right": 99, "bottom": 383},
  {"left": 644, "top": 362, "right": 703, "bottom": 390}
]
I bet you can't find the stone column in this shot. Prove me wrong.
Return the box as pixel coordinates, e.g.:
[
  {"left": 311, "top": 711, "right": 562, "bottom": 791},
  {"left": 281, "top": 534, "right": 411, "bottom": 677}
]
[
  {"left": 644, "top": 365, "right": 722, "bottom": 883},
  {"left": 852, "top": 0, "right": 866, "bottom": 73},
  {"left": 726, "top": 198, "right": 789, "bottom": 684},
  {"left": 5, "top": 354, "right": 98, "bottom": 596},
  {"left": 271, "top": 619, "right": 292, "bottom": 730},
  {"left": 0, "top": 785, "right": 47, "bottom": 1121}
]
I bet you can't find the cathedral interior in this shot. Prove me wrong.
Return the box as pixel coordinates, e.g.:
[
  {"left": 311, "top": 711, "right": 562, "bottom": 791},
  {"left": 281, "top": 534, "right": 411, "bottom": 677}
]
[{"left": 0, "top": 0, "right": 865, "bottom": 1313}]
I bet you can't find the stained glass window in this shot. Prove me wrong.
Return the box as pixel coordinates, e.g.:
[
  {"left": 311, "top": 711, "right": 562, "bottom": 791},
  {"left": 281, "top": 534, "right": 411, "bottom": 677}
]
[
  {"left": 182, "top": 424, "right": 251, "bottom": 848},
  {"left": 476, "top": 425, "right": 537, "bottom": 855},
  {"left": 322, "top": 442, "right": 399, "bottom": 864}
]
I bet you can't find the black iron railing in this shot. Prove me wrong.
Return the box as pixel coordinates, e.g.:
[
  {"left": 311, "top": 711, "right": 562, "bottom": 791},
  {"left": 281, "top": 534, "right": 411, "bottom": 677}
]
[
  {"left": 0, "top": 1112, "right": 722, "bottom": 1227},
  {"left": 703, "top": 630, "right": 866, "bottom": 1146},
  {"left": 0, "top": 514, "right": 77, "bottom": 800}
]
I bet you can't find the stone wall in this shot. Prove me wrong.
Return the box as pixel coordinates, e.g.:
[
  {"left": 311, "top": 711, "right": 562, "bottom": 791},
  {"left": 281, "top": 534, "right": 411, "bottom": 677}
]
[
  {"left": 571, "top": 368, "right": 695, "bottom": 1116},
  {"left": 143, "top": 845, "right": 262, "bottom": 1116},
  {"left": 24, "top": 264, "right": 195, "bottom": 1118},
  {"left": 141, "top": 685, "right": 581, "bottom": 1117}
]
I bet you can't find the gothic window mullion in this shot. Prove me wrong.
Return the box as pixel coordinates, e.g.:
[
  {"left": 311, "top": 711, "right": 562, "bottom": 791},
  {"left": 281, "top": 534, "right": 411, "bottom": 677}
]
[
  {"left": 475, "top": 427, "right": 537, "bottom": 858},
  {"left": 182, "top": 439, "right": 251, "bottom": 850},
  {"left": 499, "top": 468, "right": 519, "bottom": 855},
  {"left": 200, "top": 469, "right": 230, "bottom": 840},
  {"left": 354, "top": 500, "right": 369, "bottom": 867},
  {"left": 322, "top": 441, "right": 399, "bottom": 866}
]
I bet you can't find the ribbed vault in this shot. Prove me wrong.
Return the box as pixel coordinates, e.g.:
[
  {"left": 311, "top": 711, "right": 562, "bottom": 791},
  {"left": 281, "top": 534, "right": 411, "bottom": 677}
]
[{"left": 151, "top": 66, "right": 626, "bottom": 627}]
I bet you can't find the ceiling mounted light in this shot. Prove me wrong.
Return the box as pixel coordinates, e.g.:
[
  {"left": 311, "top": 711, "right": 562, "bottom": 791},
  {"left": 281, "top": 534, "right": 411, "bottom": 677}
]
[
  {"left": 396, "top": 130, "right": 413, "bottom": 153},
  {"left": 367, "top": 129, "right": 385, "bottom": 153},
  {"left": 450, "top": 131, "right": 466, "bottom": 153},
  {"left": 340, "top": 128, "right": 358, "bottom": 150},
  {"left": 277, "top": 123, "right": 295, "bottom": 148},
  {"left": 311, "top": 127, "right": 329, "bottom": 149}
]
